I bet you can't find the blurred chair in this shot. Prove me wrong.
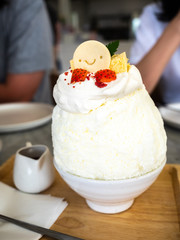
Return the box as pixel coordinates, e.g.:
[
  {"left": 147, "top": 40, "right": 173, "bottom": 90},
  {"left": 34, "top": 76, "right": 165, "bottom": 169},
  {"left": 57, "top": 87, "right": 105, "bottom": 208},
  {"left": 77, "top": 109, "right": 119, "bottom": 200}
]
[
  {"left": 150, "top": 80, "right": 164, "bottom": 107},
  {"left": 50, "top": 69, "right": 60, "bottom": 105}
]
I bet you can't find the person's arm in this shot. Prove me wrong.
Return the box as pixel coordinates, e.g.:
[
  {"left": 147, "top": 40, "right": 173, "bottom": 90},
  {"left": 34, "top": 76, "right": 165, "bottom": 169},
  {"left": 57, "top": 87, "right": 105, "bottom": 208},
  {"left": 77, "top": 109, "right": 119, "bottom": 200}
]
[
  {"left": 0, "top": 71, "right": 44, "bottom": 103},
  {"left": 136, "top": 12, "right": 180, "bottom": 93}
]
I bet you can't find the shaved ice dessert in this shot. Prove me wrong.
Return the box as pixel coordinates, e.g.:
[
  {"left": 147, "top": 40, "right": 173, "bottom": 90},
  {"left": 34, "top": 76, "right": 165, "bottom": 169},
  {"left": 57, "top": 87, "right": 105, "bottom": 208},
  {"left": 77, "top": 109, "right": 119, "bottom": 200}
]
[{"left": 52, "top": 40, "right": 166, "bottom": 180}]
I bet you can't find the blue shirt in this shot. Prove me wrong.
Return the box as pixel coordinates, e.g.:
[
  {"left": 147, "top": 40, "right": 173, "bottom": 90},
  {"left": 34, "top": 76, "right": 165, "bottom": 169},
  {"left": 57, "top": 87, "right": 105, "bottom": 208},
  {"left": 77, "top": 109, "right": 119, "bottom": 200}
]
[{"left": 0, "top": 0, "right": 53, "bottom": 103}]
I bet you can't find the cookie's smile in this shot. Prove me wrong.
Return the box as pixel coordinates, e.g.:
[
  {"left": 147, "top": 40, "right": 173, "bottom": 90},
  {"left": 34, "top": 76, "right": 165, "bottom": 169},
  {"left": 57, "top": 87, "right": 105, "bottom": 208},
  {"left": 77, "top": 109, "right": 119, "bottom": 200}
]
[{"left": 85, "top": 59, "right": 96, "bottom": 65}]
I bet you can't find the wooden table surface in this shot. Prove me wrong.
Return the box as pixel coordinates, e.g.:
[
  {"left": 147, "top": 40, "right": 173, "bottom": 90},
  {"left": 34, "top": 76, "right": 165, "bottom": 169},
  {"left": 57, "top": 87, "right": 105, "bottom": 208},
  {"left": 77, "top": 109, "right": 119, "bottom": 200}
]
[{"left": 0, "top": 155, "right": 180, "bottom": 240}]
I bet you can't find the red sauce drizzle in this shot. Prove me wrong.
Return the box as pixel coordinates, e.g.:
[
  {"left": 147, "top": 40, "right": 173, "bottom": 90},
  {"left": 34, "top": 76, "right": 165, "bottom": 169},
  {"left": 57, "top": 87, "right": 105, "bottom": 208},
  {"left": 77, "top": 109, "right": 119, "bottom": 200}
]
[{"left": 95, "top": 81, "right": 107, "bottom": 88}]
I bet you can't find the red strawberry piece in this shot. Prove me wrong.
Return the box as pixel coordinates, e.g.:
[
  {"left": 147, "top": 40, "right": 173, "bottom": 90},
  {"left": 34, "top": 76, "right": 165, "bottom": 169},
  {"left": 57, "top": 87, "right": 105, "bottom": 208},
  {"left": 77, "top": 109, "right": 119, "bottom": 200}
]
[
  {"left": 71, "top": 68, "right": 89, "bottom": 83},
  {"left": 95, "top": 69, "right": 116, "bottom": 83}
]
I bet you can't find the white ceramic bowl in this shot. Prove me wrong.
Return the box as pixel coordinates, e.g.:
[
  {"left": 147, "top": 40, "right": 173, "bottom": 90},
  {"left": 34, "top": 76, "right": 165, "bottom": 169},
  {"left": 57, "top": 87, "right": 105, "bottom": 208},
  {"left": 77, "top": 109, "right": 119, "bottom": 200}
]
[{"left": 54, "top": 161, "right": 166, "bottom": 214}]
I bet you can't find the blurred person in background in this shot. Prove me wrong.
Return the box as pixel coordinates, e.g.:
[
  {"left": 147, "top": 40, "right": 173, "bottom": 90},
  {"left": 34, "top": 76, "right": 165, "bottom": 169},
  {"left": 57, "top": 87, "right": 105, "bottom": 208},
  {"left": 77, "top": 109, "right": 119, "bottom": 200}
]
[
  {"left": 130, "top": 0, "right": 180, "bottom": 105},
  {"left": 45, "top": 0, "right": 62, "bottom": 72},
  {"left": 0, "top": 0, "right": 53, "bottom": 104}
]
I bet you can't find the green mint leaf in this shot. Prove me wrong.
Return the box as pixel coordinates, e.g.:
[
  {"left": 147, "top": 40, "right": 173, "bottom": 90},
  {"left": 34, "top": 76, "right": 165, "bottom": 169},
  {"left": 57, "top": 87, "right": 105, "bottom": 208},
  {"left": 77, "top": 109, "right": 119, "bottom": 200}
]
[{"left": 106, "top": 40, "right": 120, "bottom": 56}]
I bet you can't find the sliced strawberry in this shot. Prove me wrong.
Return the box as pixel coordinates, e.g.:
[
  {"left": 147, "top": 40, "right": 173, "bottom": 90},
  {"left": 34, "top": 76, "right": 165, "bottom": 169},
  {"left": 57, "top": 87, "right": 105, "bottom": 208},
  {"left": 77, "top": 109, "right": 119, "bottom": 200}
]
[
  {"left": 95, "top": 69, "right": 116, "bottom": 83},
  {"left": 71, "top": 68, "right": 89, "bottom": 83}
]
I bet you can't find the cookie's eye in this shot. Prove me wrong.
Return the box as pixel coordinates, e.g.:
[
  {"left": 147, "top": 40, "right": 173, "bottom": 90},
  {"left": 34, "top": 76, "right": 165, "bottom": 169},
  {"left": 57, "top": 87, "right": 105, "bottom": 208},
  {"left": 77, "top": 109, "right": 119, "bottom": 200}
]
[
  {"left": 100, "top": 56, "right": 103, "bottom": 59},
  {"left": 79, "top": 59, "right": 82, "bottom": 62}
]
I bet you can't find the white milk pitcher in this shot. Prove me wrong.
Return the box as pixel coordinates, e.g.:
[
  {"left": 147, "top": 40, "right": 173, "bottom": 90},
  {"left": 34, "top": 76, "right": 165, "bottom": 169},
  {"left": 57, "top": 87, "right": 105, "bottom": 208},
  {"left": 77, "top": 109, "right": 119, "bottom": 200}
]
[{"left": 13, "top": 142, "right": 55, "bottom": 193}]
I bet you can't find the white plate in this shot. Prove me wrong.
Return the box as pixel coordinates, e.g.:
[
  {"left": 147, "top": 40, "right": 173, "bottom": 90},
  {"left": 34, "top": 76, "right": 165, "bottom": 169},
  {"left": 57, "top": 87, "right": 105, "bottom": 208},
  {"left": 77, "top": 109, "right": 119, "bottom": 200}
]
[
  {"left": 159, "top": 103, "right": 180, "bottom": 129},
  {"left": 0, "top": 103, "right": 54, "bottom": 133}
]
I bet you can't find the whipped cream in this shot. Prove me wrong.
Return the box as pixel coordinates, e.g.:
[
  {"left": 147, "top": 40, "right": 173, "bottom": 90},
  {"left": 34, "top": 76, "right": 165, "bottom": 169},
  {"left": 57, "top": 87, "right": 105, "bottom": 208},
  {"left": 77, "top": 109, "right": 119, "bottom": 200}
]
[{"left": 53, "top": 65, "right": 144, "bottom": 113}]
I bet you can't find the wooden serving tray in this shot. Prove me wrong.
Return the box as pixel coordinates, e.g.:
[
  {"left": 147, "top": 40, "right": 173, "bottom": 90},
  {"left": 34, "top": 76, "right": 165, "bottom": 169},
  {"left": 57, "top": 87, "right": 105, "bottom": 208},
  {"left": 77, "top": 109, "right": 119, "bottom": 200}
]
[{"left": 0, "top": 156, "right": 180, "bottom": 240}]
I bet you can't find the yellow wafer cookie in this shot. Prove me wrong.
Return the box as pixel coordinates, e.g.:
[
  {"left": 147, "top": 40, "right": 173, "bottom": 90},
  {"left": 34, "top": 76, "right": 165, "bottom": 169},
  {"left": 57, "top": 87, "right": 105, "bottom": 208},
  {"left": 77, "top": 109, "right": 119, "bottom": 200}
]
[{"left": 110, "top": 52, "right": 129, "bottom": 73}]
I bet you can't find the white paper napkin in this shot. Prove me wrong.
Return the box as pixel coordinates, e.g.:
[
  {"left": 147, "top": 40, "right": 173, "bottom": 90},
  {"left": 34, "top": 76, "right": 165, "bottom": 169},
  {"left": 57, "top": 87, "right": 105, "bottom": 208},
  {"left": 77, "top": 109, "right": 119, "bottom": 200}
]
[{"left": 0, "top": 182, "right": 68, "bottom": 240}]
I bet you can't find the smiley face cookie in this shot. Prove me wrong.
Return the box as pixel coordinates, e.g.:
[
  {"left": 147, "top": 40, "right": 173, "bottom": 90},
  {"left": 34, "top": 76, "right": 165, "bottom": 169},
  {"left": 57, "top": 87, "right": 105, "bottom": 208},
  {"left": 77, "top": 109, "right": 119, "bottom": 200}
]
[{"left": 71, "top": 40, "right": 111, "bottom": 72}]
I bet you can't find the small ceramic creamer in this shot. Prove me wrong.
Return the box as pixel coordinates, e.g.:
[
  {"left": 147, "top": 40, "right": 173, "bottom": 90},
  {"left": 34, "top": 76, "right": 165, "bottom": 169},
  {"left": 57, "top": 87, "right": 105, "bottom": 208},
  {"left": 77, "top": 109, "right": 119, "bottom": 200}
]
[{"left": 13, "top": 143, "right": 55, "bottom": 193}]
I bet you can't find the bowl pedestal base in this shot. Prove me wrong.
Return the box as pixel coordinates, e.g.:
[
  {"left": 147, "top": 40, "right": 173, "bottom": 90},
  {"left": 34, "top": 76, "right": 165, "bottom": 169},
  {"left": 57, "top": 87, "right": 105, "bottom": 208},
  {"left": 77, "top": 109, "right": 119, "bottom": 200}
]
[{"left": 86, "top": 199, "right": 134, "bottom": 214}]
